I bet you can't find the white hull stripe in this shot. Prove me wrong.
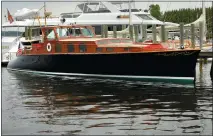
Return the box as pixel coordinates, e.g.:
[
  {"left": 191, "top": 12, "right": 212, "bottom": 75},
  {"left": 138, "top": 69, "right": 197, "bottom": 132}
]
[{"left": 7, "top": 68, "right": 194, "bottom": 80}]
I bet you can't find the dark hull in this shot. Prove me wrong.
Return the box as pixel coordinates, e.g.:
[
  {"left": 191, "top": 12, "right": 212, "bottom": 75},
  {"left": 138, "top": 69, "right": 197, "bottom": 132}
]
[{"left": 7, "top": 50, "right": 200, "bottom": 82}]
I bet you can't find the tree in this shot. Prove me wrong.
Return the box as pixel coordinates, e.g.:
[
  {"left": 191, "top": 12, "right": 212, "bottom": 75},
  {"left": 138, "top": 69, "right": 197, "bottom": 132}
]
[
  {"left": 149, "top": 4, "right": 162, "bottom": 20},
  {"left": 161, "top": 6, "right": 212, "bottom": 39}
]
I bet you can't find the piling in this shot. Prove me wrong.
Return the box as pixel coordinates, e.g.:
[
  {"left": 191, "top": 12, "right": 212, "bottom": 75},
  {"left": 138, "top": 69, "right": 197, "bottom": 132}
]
[
  {"left": 101, "top": 25, "right": 104, "bottom": 38},
  {"left": 160, "top": 25, "right": 166, "bottom": 42},
  {"left": 104, "top": 25, "right": 108, "bottom": 38},
  {"left": 29, "top": 27, "right": 32, "bottom": 40},
  {"left": 152, "top": 24, "right": 157, "bottom": 43},
  {"left": 134, "top": 25, "right": 139, "bottom": 42},
  {"left": 129, "top": 25, "right": 134, "bottom": 41},
  {"left": 185, "top": 30, "right": 189, "bottom": 39},
  {"left": 113, "top": 26, "right": 117, "bottom": 38},
  {"left": 180, "top": 23, "right": 184, "bottom": 47},
  {"left": 204, "top": 58, "right": 208, "bottom": 64},
  {"left": 211, "top": 59, "right": 213, "bottom": 81},
  {"left": 165, "top": 30, "right": 168, "bottom": 41},
  {"left": 199, "top": 21, "right": 204, "bottom": 50},
  {"left": 199, "top": 60, "right": 203, "bottom": 80},
  {"left": 142, "top": 24, "right": 147, "bottom": 42},
  {"left": 122, "top": 25, "right": 126, "bottom": 38},
  {"left": 25, "top": 26, "right": 28, "bottom": 40},
  {"left": 191, "top": 24, "right": 195, "bottom": 48}
]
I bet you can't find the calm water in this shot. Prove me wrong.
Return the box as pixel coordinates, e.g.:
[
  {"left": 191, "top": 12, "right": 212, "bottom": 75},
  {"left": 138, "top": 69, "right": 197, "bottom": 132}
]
[{"left": 2, "top": 62, "right": 213, "bottom": 135}]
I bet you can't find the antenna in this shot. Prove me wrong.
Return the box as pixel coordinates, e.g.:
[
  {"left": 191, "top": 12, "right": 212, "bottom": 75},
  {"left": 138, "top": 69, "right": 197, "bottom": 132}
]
[
  {"left": 202, "top": 0, "right": 207, "bottom": 41},
  {"left": 44, "top": 2, "right": 46, "bottom": 26},
  {"left": 129, "top": 0, "right": 132, "bottom": 26}
]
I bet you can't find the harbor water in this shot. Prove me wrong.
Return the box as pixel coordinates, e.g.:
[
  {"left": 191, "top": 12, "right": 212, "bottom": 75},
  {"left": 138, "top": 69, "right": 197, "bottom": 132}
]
[{"left": 2, "top": 62, "right": 212, "bottom": 135}]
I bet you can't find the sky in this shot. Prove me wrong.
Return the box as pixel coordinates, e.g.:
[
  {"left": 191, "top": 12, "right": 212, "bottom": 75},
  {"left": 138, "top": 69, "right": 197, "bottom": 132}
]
[{"left": 1, "top": 0, "right": 212, "bottom": 23}]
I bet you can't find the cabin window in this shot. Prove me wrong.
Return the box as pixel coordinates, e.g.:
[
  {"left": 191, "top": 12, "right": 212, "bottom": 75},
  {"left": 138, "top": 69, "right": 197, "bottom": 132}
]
[
  {"left": 81, "top": 28, "right": 94, "bottom": 37},
  {"left": 68, "top": 44, "right": 74, "bottom": 52},
  {"left": 106, "top": 48, "right": 113, "bottom": 52},
  {"left": 32, "top": 28, "right": 41, "bottom": 37},
  {"left": 79, "top": 44, "right": 87, "bottom": 52},
  {"left": 2, "top": 31, "right": 24, "bottom": 37},
  {"left": 57, "top": 28, "right": 71, "bottom": 37},
  {"left": 124, "top": 47, "right": 130, "bottom": 52},
  {"left": 55, "top": 43, "right": 62, "bottom": 52},
  {"left": 2, "top": 26, "right": 25, "bottom": 37},
  {"left": 74, "top": 28, "right": 81, "bottom": 36},
  {"left": 46, "top": 29, "right": 55, "bottom": 40},
  {"left": 136, "top": 14, "right": 153, "bottom": 20},
  {"left": 96, "top": 48, "right": 103, "bottom": 52}
]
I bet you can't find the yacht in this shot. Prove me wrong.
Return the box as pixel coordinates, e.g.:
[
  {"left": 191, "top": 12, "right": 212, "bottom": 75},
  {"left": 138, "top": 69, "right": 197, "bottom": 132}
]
[
  {"left": 60, "top": 1, "right": 177, "bottom": 35},
  {"left": 2, "top": 1, "right": 177, "bottom": 66}
]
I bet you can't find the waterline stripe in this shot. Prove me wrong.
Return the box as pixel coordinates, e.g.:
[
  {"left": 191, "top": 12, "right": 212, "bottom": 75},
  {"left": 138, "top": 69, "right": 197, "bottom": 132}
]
[{"left": 7, "top": 68, "right": 194, "bottom": 80}]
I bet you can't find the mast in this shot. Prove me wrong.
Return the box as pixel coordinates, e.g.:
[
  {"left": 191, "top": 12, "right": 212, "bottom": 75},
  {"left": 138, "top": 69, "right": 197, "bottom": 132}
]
[
  {"left": 44, "top": 2, "right": 46, "bottom": 26},
  {"left": 202, "top": 0, "right": 206, "bottom": 41},
  {"left": 128, "top": 0, "right": 132, "bottom": 26}
]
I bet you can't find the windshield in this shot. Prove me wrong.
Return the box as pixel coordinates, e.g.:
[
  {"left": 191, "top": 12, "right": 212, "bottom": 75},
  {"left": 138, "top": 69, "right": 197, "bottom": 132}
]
[
  {"left": 81, "top": 28, "right": 94, "bottom": 37},
  {"left": 2, "top": 27, "right": 25, "bottom": 37},
  {"left": 136, "top": 14, "right": 153, "bottom": 20},
  {"left": 46, "top": 29, "right": 55, "bottom": 39},
  {"left": 46, "top": 27, "right": 94, "bottom": 39},
  {"left": 2, "top": 31, "right": 24, "bottom": 37}
]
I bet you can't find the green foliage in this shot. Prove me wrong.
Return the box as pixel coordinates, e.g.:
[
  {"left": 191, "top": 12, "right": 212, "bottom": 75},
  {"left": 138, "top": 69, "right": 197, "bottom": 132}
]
[
  {"left": 156, "top": 6, "right": 212, "bottom": 39},
  {"left": 149, "top": 4, "right": 162, "bottom": 20}
]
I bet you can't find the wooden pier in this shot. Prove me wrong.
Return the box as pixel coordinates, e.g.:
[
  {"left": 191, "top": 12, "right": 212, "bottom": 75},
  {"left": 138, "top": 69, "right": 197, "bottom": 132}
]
[{"left": 198, "top": 52, "right": 213, "bottom": 58}]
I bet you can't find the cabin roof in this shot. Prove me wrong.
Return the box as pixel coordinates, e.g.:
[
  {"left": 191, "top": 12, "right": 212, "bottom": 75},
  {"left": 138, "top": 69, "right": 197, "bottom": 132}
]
[
  {"left": 59, "top": 38, "right": 103, "bottom": 42},
  {"left": 59, "top": 38, "right": 130, "bottom": 42},
  {"left": 41, "top": 25, "right": 92, "bottom": 29},
  {"left": 97, "top": 43, "right": 148, "bottom": 47}
]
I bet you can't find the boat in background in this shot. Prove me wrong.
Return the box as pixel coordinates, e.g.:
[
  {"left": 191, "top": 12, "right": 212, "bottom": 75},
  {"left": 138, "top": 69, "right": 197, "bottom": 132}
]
[
  {"left": 1, "top": 7, "right": 61, "bottom": 66},
  {"left": 7, "top": 25, "right": 200, "bottom": 83}
]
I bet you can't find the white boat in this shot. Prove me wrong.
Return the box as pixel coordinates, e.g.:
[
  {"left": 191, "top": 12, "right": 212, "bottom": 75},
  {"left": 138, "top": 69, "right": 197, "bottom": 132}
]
[{"left": 2, "top": 7, "right": 62, "bottom": 66}]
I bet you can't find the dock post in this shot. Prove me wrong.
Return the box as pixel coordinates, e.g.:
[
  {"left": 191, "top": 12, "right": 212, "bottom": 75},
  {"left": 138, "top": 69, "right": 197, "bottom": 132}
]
[
  {"left": 29, "top": 27, "right": 32, "bottom": 40},
  {"left": 101, "top": 25, "right": 104, "bottom": 38},
  {"left": 25, "top": 26, "right": 28, "bottom": 40},
  {"left": 160, "top": 25, "right": 166, "bottom": 42},
  {"left": 113, "top": 26, "right": 117, "bottom": 38},
  {"left": 104, "top": 25, "right": 108, "bottom": 38},
  {"left": 199, "top": 21, "right": 204, "bottom": 50},
  {"left": 211, "top": 58, "right": 213, "bottom": 81},
  {"left": 180, "top": 23, "right": 184, "bottom": 48},
  {"left": 165, "top": 30, "right": 168, "bottom": 41},
  {"left": 152, "top": 24, "right": 157, "bottom": 43},
  {"left": 122, "top": 25, "right": 126, "bottom": 38},
  {"left": 129, "top": 25, "right": 134, "bottom": 41},
  {"left": 199, "top": 60, "right": 203, "bottom": 80},
  {"left": 191, "top": 24, "right": 195, "bottom": 49},
  {"left": 142, "top": 24, "right": 147, "bottom": 42},
  {"left": 134, "top": 25, "right": 139, "bottom": 42},
  {"left": 185, "top": 30, "right": 189, "bottom": 39},
  {"left": 204, "top": 58, "right": 208, "bottom": 64}
]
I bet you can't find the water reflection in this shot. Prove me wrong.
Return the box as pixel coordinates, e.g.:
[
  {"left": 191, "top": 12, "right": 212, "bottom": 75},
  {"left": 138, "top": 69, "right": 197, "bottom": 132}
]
[{"left": 2, "top": 63, "right": 213, "bottom": 135}]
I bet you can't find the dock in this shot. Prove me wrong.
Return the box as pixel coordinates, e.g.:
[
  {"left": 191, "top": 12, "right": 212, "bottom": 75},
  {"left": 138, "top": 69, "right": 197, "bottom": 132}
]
[{"left": 199, "top": 52, "right": 213, "bottom": 58}]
